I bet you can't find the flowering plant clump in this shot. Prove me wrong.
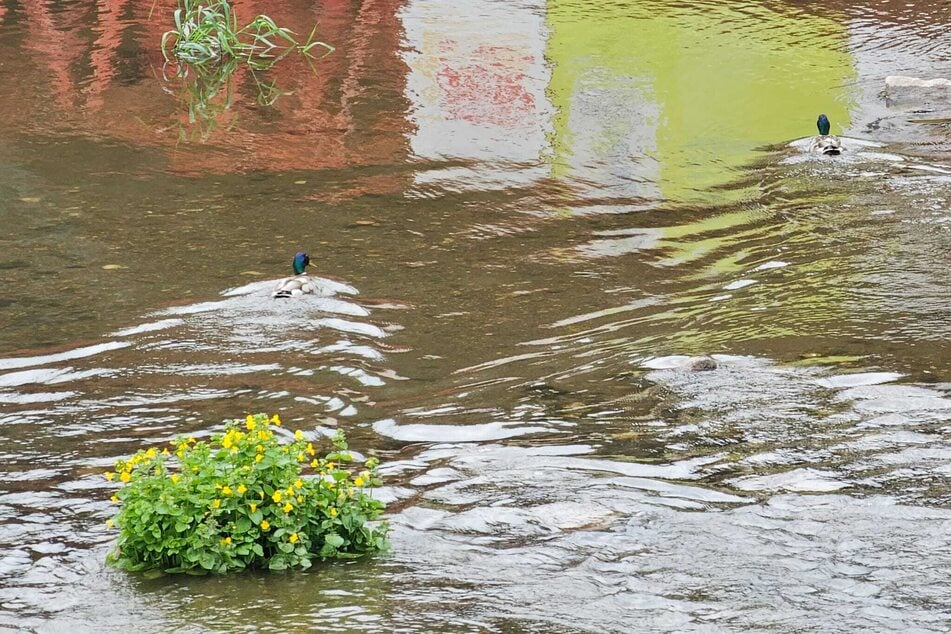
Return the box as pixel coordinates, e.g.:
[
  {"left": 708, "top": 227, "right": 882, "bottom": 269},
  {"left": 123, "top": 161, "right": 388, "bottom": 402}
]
[{"left": 104, "top": 413, "right": 388, "bottom": 573}]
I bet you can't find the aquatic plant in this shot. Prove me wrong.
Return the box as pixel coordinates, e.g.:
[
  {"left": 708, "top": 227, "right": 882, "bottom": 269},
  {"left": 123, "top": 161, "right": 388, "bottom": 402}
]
[
  {"left": 160, "top": 0, "right": 333, "bottom": 70},
  {"left": 104, "top": 413, "right": 388, "bottom": 573}
]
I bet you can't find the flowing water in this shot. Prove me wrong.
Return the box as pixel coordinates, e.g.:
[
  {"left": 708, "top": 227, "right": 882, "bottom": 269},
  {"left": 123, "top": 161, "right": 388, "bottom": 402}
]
[{"left": 0, "top": 0, "right": 950, "bottom": 631}]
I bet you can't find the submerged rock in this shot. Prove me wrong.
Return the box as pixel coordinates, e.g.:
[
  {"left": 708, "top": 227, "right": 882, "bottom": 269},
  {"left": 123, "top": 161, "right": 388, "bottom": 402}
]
[
  {"left": 687, "top": 356, "right": 718, "bottom": 372},
  {"left": 885, "top": 76, "right": 950, "bottom": 111}
]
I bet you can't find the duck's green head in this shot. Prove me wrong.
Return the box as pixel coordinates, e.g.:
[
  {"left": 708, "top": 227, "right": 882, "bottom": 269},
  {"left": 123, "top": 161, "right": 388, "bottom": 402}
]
[
  {"left": 817, "top": 114, "right": 831, "bottom": 136},
  {"left": 293, "top": 252, "right": 311, "bottom": 275}
]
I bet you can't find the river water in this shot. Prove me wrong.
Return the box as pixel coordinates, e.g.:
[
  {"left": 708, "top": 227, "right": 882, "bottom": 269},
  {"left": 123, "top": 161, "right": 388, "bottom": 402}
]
[{"left": 0, "top": 0, "right": 949, "bottom": 632}]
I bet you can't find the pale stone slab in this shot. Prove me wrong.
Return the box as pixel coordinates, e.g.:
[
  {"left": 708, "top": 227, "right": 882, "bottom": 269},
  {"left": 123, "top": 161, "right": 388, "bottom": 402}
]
[{"left": 885, "top": 75, "right": 950, "bottom": 110}]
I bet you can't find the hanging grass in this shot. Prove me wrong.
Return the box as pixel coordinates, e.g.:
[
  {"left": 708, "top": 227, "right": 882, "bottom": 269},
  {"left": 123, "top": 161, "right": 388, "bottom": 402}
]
[
  {"left": 160, "top": 0, "right": 334, "bottom": 72},
  {"left": 155, "top": 0, "right": 334, "bottom": 139}
]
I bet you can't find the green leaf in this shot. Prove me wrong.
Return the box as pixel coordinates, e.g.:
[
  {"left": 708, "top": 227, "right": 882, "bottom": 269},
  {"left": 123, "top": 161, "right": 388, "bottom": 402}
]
[{"left": 199, "top": 552, "right": 216, "bottom": 570}]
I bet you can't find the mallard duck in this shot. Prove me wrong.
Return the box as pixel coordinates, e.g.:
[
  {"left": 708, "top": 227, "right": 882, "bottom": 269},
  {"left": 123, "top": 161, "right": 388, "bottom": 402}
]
[
  {"left": 809, "top": 114, "right": 842, "bottom": 156},
  {"left": 272, "top": 252, "right": 316, "bottom": 298}
]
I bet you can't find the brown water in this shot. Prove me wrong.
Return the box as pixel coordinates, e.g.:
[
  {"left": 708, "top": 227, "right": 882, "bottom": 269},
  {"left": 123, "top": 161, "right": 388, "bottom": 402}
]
[{"left": 1, "top": 0, "right": 950, "bottom": 632}]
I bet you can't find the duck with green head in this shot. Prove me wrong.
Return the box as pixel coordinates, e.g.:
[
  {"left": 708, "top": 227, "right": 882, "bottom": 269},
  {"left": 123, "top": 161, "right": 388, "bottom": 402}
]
[
  {"left": 810, "top": 114, "right": 842, "bottom": 156},
  {"left": 273, "top": 251, "right": 316, "bottom": 298}
]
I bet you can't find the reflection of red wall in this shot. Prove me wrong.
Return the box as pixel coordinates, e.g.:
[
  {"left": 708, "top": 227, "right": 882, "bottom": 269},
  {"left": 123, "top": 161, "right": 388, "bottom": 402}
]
[
  {"left": 0, "top": 0, "right": 411, "bottom": 178},
  {"left": 436, "top": 45, "right": 536, "bottom": 127}
]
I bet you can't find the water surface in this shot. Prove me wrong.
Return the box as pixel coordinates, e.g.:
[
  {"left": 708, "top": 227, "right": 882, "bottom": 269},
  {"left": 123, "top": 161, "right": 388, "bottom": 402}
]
[{"left": 0, "top": 0, "right": 949, "bottom": 631}]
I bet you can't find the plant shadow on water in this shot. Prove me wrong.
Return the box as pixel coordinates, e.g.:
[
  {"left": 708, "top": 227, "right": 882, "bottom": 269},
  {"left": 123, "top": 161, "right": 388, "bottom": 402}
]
[{"left": 162, "top": 59, "right": 293, "bottom": 141}]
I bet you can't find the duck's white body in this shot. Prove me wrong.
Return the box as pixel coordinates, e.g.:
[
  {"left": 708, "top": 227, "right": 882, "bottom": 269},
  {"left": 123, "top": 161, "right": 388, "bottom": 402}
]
[
  {"left": 273, "top": 274, "right": 316, "bottom": 298},
  {"left": 809, "top": 134, "right": 842, "bottom": 156}
]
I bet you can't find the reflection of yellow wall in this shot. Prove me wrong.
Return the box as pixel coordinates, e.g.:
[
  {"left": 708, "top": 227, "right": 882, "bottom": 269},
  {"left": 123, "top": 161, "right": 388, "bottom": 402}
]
[{"left": 546, "top": 2, "right": 856, "bottom": 203}]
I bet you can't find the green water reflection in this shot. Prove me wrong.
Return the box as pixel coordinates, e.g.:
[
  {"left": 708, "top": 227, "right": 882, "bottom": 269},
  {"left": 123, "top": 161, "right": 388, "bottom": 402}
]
[{"left": 546, "top": 0, "right": 855, "bottom": 203}]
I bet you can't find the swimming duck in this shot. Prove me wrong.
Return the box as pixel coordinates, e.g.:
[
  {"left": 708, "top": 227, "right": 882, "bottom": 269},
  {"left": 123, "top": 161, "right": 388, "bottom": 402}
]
[
  {"left": 810, "top": 114, "right": 842, "bottom": 156},
  {"left": 272, "top": 252, "right": 316, "bottom": 298}
]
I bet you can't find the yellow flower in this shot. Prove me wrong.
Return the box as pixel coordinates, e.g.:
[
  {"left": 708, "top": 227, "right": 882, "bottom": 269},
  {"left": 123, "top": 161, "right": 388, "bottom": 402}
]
[
  {"left": 249, "top": 503, "right": 258, "bottom": 513},
  {"left": 260, "top": 520, "right": 270, "bottom": 531},
  {"left": 110, "top": 495, "right": 119, "bottom": 504},
  {"left": 271, "top": 414, "right": 281, "bottom": 426},
  {"left": 310, "top": 459, "right": 319, "bottom": 468},
  {"left": 222, "top": 436, "right": 233, "bottom": 449},
  {"left": 327, "top": 462, "right": 335, "bottom": 470},
  {"left": 237, "top": 484, "right": 247, "bottom": 495},
  {"left": 220, "top": 536, "right": 232, "bottom": 546},
  {"left": 286, "top": 486, "right": 295, "bottom": 496},
  {"left": 171, "top": 474, "right": 180, "bottom": 484},
  {"left": 283, "top": 502, "right": 293, "bottom": 513},
  {"left": 257, "top": 430, "right": 269, "bottom": 441},
  {"left": 104, "top": 472, "right": 115, "bottom": 481},
  {"left": 221, "top": 486, "right": 233, "bottom": 496},
  {"left": 119, "top": 472, "right": 131, "bottom": 483},
  {"left": 354, "top": 477, "right": 365, "bottom": 487},
  {"left": 329, "top": 508, "right": 337, "bottom": 517},
  {"left": 255, "top": 454, "right": 263, "bottom": 463},
  {"left": 289, "top": 533, "right": 299, "bottom": 544},
  {"left": 246, "top": 415, "right": 256, "bottom": 430},
  {"left": 294, "top": 430, "right": 304, "bottom": 440},
  {"left": 297, "top": 495, "right": 304, "bottom": 504},
  {"left": 211, "top": 499, "right": 221, "bottom": 509},
  {"left": 146, "top": 448, "right": 157, "bottom": 459},
  {"left": 161, "top": 448, "right": 170, "bottom": 456},
  {"left": 106, "top": 519, "right": 115, "bottom": 528},
  {"left": 187, "top": 437, "right": 196, "bottom": 444},
  {"left": 297, "top": 452, "right": 306, "bottom": 462},
  {"left": 294, "top": 479, "right": 304, "bottom": 489},
  {"left": 256, "top": 444, "right": 264, "bottom": 453},
  {"left": 272, "top": 491, "right": 283, "bottom": 503},
  {"left": 306, "top": 443, "right": 316, "bottom": 456}
]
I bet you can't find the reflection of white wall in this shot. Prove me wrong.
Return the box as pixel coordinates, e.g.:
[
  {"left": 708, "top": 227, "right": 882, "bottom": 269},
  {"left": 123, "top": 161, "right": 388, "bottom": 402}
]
[
  {"left": 400, "top": 0, "right": 553, "bottom": 189},
  {"left": 564, "top": 69, "right": 662, "bottom": 203}
]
